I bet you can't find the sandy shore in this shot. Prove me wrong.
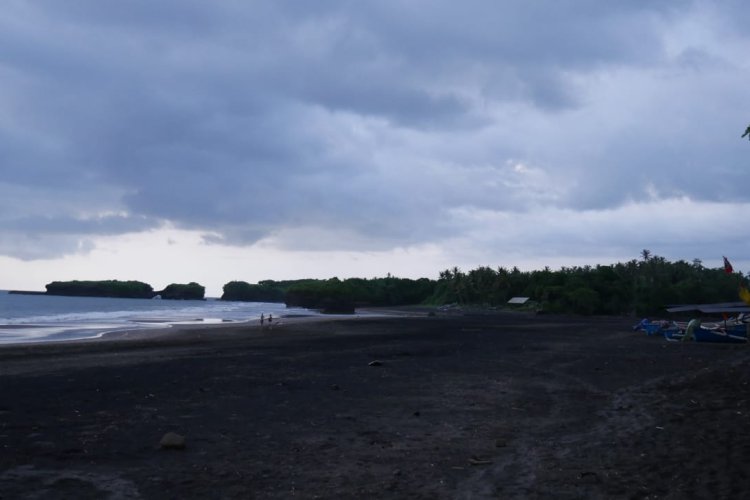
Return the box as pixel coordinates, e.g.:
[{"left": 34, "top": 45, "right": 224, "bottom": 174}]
[{"left": 1, "top": 311, "right": 749, "bottom": 498}]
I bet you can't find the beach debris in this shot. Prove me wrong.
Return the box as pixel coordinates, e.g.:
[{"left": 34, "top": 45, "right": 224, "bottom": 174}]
[
  {"left": 330, "top": 384, "right": 341, "bottom": 391},
  {"left": 413, "top": 411, "right": 420, "bottom": 417},
  {"left": 578, "top": 471, "right": 600, "bottom": 483},
  {"left": 159, "top": 432, "right": 186, "bottom": 450},
  {"left": 368, "top": 360, "right": 383, "bottom": 367},
  {"left": 468, "top": 457, "right": 493, "bottom": 466}
]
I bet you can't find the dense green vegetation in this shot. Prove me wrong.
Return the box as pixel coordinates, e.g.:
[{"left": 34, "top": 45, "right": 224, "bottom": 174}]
[
  {"left": 221, "top": 280, "right": 298, "bottom": 302},
  {"left": 41, "top": 252, "right": 742, "bottom": 315},
  {"left": 430, "top": 253, "right": 741, "bottom": 315},
  {"left": 159, "top": 282, "right": 206, "bottom": 300},
  {"left": 283, "top": 277, "right": 436, "bottom": 313},
  {"left": 222, "top": 277, "right": 435, "bottom": 314},
  {"left": 46, "top": 280, "right": 155, "bottom": 299},
  {"left": 284, "top": 279, "right": 357, "bottom": 313},
  {"left": 223, "top": 252, "right": 743, "bottom": 316}
]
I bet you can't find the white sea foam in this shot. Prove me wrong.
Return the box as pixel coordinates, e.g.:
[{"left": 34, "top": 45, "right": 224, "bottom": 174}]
[{"left": 0, "top": 292, "right": 315, "bottom": 344}]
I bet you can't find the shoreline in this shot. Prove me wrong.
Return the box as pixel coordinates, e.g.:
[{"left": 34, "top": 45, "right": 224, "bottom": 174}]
[
  {"left": 0, "top": 293, "right": 314, "bottom": 347},
  {"left": 0, "top": 306, "right": 426, "bottom": 351},
  {"left": 94, "top": 306, "right": 427, "bottom": 341}
]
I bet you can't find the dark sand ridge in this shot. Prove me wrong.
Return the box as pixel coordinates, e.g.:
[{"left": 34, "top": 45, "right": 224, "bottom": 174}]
[{"left": 0, "top": 311, "right": 749, "bottom": 498}]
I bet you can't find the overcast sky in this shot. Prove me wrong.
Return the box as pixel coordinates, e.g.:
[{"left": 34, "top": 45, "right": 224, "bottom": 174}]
[{"left": 1, "top": 1, "right": 748, "bottom": 296}]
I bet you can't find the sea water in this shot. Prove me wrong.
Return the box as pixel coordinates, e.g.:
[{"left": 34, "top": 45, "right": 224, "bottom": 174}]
[{"left": 0, "top": 291, "right": 315, "bottom": 344}]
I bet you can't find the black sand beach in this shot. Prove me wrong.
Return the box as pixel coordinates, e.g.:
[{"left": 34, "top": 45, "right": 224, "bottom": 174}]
[{"left": 1, "top": 312, "right": 748, "bottom": 499}]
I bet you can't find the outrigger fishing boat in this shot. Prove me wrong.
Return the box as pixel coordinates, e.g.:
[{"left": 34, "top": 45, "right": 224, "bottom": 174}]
[
  {"left": 634, "top": 303, "right": 749, "bottom": 343},
  {"left": 666, "top": 302, "right": 749, "bottom": 343},
  {"left": 686, "top": 320, "right": 748, "bottom": 344}
]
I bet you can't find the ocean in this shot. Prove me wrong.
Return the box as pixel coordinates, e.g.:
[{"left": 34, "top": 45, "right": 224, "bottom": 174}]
[{"left": 0, "top": 291, "right": 315, "bottom": 344}]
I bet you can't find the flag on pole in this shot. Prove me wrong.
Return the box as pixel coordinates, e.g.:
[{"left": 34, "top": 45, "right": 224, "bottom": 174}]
[{"left": 723, "top": 256, "right": 733, "bottom": 274}]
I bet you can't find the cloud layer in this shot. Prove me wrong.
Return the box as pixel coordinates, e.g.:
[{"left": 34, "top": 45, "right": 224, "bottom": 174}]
[{"left": 0, "top": 1, "right": 748, "bottom": 267}]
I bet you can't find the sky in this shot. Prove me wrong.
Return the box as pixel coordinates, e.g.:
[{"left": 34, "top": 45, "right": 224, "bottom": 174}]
[{"left": 1, "top": 1, "right": 748, "bottom": 297}]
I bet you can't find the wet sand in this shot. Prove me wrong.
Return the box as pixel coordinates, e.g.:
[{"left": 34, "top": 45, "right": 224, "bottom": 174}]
[{"left": 0, "top": 311, "right": 748, "bottom": 499}]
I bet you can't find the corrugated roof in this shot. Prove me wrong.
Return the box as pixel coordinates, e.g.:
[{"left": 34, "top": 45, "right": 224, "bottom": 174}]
[
  {"left": 507, "top": 297, "right": 530, "bottom": 304},
  {"left": 666, "top": 302, "right": 747, "bottom": 313}
]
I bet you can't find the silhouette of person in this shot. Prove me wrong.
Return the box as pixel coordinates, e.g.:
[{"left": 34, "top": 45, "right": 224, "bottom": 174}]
[{"left": 260, "top": 313, "right": 265, "bottom": 327}]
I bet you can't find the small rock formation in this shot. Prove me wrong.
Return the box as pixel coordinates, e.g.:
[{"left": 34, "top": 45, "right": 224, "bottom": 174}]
[{"left": 157, "top": 282, "right": 205, "bottom": 300}]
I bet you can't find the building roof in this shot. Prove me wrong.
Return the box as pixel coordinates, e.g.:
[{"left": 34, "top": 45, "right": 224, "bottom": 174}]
[{"left": 507, "top": 297, "right": 530, "bottom": 305}]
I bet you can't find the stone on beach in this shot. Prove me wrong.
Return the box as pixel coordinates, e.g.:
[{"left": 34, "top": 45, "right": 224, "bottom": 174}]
[{"left": 159, "top": 432, "right": 186, "bottom": 450}]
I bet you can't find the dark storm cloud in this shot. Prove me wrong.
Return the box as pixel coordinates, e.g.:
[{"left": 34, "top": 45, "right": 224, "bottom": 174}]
[
  {"left": 3, "top": 214, "right": 153, "bottom": 235},
  {"left": 0, "top": 0, "right": 747, "bottom": 259}
]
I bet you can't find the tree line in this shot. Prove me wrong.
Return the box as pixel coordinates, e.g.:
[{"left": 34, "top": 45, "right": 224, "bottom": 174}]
[
  {"left": 222, "top": 252, "right": 744, "bottom": 316},
  {"left": 221, "top": 276, "right": 434, "bottom": 313},
  {"left": 21, "top": 252, "right": 741, "bottom": 315},
  {"left": 430, "top": 253, "right": 740, "bottom": 315}
]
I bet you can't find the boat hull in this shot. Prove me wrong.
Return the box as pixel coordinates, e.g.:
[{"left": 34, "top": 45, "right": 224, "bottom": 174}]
[{"left": 693, "top": 325, "right": 747, "bottom": 344}]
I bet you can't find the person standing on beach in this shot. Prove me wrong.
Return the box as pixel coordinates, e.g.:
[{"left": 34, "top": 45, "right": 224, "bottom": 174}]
[
  {"left": 268, "top": 314, "right": 273, "bottom": 330},
  {"left": 260, "top": 313, "right": 265, "bottom": 327}
]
